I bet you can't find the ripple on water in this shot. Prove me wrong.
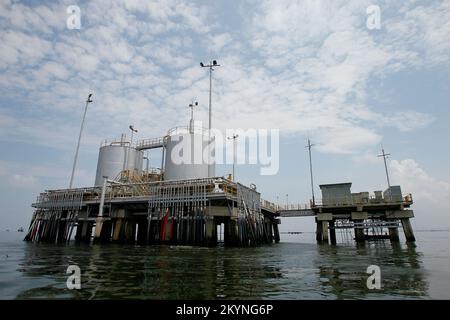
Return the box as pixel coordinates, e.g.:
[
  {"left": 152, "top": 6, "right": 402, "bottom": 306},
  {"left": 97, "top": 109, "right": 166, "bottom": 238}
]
[{"left": 0, "top": 238, "right": 436, "bottom": 299}]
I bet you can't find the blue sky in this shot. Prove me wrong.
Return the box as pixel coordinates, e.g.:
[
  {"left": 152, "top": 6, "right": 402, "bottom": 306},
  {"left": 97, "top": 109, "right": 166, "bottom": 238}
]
[{"left": 0, "top": 0, "right": 449, "bottom": 231}]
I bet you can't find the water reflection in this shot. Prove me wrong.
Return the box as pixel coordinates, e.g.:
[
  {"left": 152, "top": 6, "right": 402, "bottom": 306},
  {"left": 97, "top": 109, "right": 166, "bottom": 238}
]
[
  {"left": 12, "top": 240, "right": 429, "bottom": 299},
  {"left": 16, "top": 244, "right": 284, "bottom": 299},
  {"left": 315, "top": 242, "right": 428, "bottom": 299}
]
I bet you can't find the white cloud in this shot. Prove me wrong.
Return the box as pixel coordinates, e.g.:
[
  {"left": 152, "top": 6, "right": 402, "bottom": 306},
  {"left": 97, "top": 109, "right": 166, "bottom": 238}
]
[
  {"left": 315, "top": 125, "right": 381, "bottom": 154},
  {"left": 9, "top": 174, "right": 37, "bottom": 189},
  {"left": 352, "top": 150, "right": 383, "bottom": 165},
  {"left": 0, "top": 0, "right": 446, "bottom": 157},
  {"left": 0, "top": 160, "right": 93, "bottom": 189},
  {"left": 390, "top": 159, "right": 450, "bottom": 228},
  {"left": 390, "top": 159, "right": 450, "bottom": 203},
  {"left": 386, "top": 1, "right": 450, "bottom": 66},
  {"left": 383, "top": 111, "right": 435, "bottom": 132},
  {"left": 0, "top": 111, "right": 101, "bottom": 151},
  {"left": 208, "top": 33, "right": 232, "bottom": 52},
  {"left": 0, "top": 0, "right": 449, "bottom": 230}
]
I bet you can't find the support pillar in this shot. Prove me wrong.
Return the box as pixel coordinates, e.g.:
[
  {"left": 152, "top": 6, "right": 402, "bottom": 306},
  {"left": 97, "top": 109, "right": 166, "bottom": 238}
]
[
  {"left": 94, "top": 218, "right": 112, "bottom": 243},
  {"left": 75, "top": 222, "right": 83, "bottom": 241},
  {"left": 124, "top": 221, "right": 136, "bottom": 243},
  {"left": 56, "top": 220, "right": 67, "bottom": 243},
  {"left": 273, "top": 222, "right": 280, "bottom": 243},
  {"left": 322, "top": 221, "right": 329, "bottom": 244},
  {"left": 205, "top": 217, "right": 217, "bottom": 246},
  {"left": 224, "top": 218, "right": 239, "bottom": 246},
  {"left": 388, "top": 226, "right": 400, "bottom": 242},
  {"left": 316, "top": 219, "right": 323, "bottom": 243},
  {"left": 329, "top": 220, "right": 336, "bottom": 245},
  {"left": 94, "top": 218, "right": 104, "bottom": 240},
  {"left": 164, "top": 219, "right": 173, "bottom": 242},
  {"left": 80, "top": 221, "right": 90, "bottom": 242},
  {"left": 266, "top": 222, "right": 273, "bottom": 243},
  {"left": 401, "top": 218, "right": 416, "bottom": 242},
  {"left": 137, "top": 220, "right": 148, "bottom": 244},
  {"left": 354, "top": 227, "right": 366, "bottom": 243},
  {"left": 112, "top": 219, "right": 123, "bottom": 242}
]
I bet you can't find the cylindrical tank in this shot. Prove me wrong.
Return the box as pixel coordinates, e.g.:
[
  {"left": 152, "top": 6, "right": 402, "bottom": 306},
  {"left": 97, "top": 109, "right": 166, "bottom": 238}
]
[
  {"left": 95, "top": 142, "right": 144, "bottom": 186},
  {"left": 163, "top": 126, "right": 214, "bottom": 180}
]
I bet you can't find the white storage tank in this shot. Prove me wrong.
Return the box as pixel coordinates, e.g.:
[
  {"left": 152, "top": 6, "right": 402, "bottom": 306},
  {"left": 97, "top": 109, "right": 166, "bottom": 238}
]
[
  {"left": 95, "top": 141, "right": 144, "bottom": 186},
  {"left": 163, "top": 126, "right": 214, "bottom": 180}
]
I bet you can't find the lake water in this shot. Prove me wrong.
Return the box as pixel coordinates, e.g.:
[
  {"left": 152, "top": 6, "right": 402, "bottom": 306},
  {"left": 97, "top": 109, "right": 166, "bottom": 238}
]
[{"left": 1, "top": 230, "right": 449, "bottom": 299}]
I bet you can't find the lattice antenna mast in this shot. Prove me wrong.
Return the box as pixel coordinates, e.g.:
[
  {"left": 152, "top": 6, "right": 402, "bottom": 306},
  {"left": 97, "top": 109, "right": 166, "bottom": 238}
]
[
  {"left": 306, "top": 138, "right": 316, "bottom": 206},
  {"left": 378, "top": 145, "right": 391, "bottom": 190}
]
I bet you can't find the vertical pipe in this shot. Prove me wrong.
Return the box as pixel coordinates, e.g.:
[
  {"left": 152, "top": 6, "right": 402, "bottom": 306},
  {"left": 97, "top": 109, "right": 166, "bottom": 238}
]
[
  {"left": 208, "top": 64, "right": 213, "bottom": 178},
  {"left": 233, "top": 136, "right": 236, "bottom": 181},
  {"left": 209, "top": 65, "right": 212, "bottom": 133},
  {"left": 98, "top": 176, "right": 108, "bottom": 218},
  {"left": 160, "top": 144, "right": 165, "bottom": 181}
]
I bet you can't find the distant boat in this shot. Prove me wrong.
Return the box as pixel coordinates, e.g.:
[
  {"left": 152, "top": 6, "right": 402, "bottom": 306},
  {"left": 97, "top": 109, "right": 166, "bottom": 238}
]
[{"left": 17, "top": 227, "right": 24, "bottom": 232}]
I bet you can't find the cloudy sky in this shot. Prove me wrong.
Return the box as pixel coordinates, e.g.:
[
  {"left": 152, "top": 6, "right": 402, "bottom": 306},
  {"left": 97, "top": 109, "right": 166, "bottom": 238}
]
[{"left": 0, "top": 0, "right": 449, "bottom": 232}]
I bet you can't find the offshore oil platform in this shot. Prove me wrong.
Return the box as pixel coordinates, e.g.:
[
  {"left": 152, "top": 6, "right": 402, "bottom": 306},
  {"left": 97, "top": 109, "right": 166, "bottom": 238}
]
[
  {"left": 278, "top": 144, "right": 417, "bottom": 244},
  {"left": 278, "top": 183, "right": 416, "bottom": 244},
  {"left": 24, "top": 73, "right": 416, "bottom": 246},
  {"left": 24, "top": 99, "right": 280, "bottom": 246},
  {"left": 24, "top": 118, "right": 417, "bottom": 247}
]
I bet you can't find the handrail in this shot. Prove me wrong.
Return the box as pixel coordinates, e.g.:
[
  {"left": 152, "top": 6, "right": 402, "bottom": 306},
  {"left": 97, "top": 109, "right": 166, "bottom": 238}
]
[
  {"left": 100, "top": 138, "right": 130, "bottom": 148},
  {"left": 135, "top": 136, "right": 165, "bottom": 149},
  {"left": 312, "top": 193, "right": 413, "bottom": 207},
  {"left": 167, "top": 125, "right": 209, "bottom": 136},
  {"left": 32, "top": 177, "right": 243, "bottom": 208}
]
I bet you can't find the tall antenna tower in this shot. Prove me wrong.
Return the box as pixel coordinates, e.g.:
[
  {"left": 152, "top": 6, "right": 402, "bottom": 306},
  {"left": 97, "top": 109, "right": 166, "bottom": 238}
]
[
  {"left": 378, "top": 145, "right": 392, "bottom": 199},
  {"left": 306, "top": 138, "right": 315, "bottom": 206},
  {"left": 69, "top": 93, "right": 93, "bottom": 189}
]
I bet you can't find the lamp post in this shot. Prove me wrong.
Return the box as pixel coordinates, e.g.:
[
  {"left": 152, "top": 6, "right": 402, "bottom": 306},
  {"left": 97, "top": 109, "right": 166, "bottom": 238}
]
[
  {"left": 227, "top": 134, "right": 239, "bottom": 182},
  {"left": 188, "top": 101, "right": 198, "bottom": 133},
  {"left": 129, "top": 125, "right": 138, "bottom": 146},
  {"left": 124, "top": 125, "right": 138, "bottom": 173},
  {"left": 286, "top": 194, "right": 289, "bottom": 209},
  {"left": 69, "top": 93, "right": 93, "bottom": 189},
  {"left": 200, "top": 60, "right": 220, "bottom": 132},
  {"left": 200, "top": 60, "right": 220, "bottom": 177}
]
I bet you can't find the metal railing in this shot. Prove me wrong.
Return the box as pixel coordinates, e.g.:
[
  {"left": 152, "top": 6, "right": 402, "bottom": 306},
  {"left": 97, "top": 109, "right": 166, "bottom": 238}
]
[
  {"left": 260, "top": 199, "right": 277, "bottom": 211},
  {"left": 278, "top": 203, "right": 312, "bottom": 210},
  {"left": 166, "top": 125, "right": 209, "bottom": 136},
  {"left": 135, "top": 136, "right": 165, "bottom": 150},
  {"left": 312, "top": 193, "right": 413, "bottom": 207},
  {"left": 33, "top": 177, "right": 241, "bottom": 207},
  {"left": 100, "top": 138, "right": 130, "bottom": 148}
]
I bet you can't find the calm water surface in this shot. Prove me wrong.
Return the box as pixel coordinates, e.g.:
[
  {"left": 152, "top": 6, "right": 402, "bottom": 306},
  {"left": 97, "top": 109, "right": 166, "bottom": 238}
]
[{"left": 0, "top": 230, "right": 449, "bottom": 299}]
